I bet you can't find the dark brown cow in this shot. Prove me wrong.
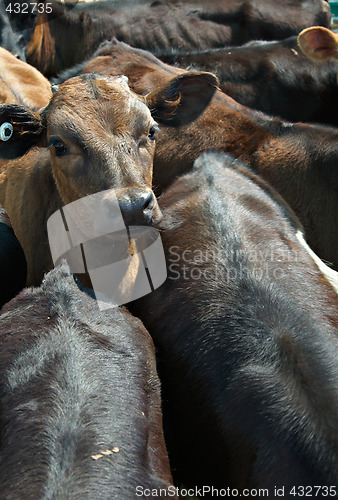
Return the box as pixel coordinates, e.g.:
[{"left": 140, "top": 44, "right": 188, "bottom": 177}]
[
  {"left": 298, "top": 26, "right": 338, "bottom": 61},
  {"left": 155, "top": 36, "right": 338, "bottom": 126},
  {"left": 0, "top": 47, "right": 51, "bottom": 110},
  {"left": 0, "top": 262, "right": 177, "bottom": 499},
  {"left": 7, "top": 0, "right": 331, "bottom": 77},
  {"left": 129, "top": 151, "right": 338, "bottom": 495},
  {"left": 74, "top": 39, "right": 338, "bottom": 270},
  {"left": 0, "top": 71, "right": 217, "bottom": 285}
]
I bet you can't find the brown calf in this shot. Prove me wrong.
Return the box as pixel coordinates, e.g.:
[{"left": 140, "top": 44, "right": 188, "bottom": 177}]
[
  {"left": 0, "top": 72, "right": 217, "bottom": 285},
  {"left": 298, "top": 26, "right": 338, "bottom": 61},
  {"left": 77, "top": 40, "right": 338, "bottom": 269}
]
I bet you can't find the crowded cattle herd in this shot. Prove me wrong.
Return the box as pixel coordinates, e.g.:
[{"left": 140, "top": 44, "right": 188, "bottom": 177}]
[
  {"left": 0, "top": 70, "right": 217, "bottom": 285},
  {"left": 72, "top": 39, "right": 338, "bottom": 269},
  {"left": 0, "top": 0, "right": 337, "bottom": 498}
]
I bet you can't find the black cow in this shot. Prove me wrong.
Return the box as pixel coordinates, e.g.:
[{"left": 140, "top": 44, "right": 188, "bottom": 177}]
[
  {"left": 0, "top": 204, "right": 26, "bottom": 309},
  {"left": 157, "top": 36, "right": 338, "bottom": 126},
  {"left": 6, "top": 0, "right": 331, "bottom": 77},
  {"left": 0, "top": 262, "right": 177, "bottom": 499},
  {"left": 129, "top": 151, "right": 338, "bottom": 495}
]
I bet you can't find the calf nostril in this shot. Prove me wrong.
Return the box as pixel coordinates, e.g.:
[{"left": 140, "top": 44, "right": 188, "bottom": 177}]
[
  {"left": 116, "top": 190, "right": 157, "bottom": 227},
  {"left": 143, "top": 192, "right": 154, "bottom": 211}
]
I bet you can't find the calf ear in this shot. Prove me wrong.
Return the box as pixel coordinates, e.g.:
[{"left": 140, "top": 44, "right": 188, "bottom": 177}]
[
  {"left": 298, "top": 27, "right": 338, "bottom": 61},
  {"left": 0, "top": 104, "right": 46, "bottom": 159},
  {"left": 145, "top": 72, "right": 219, "bottom": 126}
]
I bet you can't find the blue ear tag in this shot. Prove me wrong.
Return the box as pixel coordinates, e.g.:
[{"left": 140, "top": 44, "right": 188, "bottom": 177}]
[{"left": 0, "top": 122, "right": 13, "bottom": 141}]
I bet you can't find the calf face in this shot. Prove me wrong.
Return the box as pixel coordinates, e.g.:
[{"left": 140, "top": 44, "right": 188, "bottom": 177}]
[
  {"left": 0, "top": 72, "right": 216, "bottom": 226},
  {"left": 0, "top": 74, "right": 216, "bottom": 224},
  {"left": 0, "top": 72, "right": 217, "bottom": 284},
  {"left": 46, "top": 74, "right": 162, "bottom": 227}
]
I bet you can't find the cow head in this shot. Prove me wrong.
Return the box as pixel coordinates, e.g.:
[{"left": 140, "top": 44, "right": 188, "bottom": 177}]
[{"left": 0, "top": 72, "right": 217, "bottom": 228}]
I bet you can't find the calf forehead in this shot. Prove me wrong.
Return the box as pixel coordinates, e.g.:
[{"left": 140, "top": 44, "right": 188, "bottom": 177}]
[{"left": 47, "top": 74, "right": 151, "bottom": 138}]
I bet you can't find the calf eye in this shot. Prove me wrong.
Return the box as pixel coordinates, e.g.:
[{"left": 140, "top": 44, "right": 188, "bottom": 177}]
[{"left": 48, "top": 136, "right": 69, "bottom": 157}]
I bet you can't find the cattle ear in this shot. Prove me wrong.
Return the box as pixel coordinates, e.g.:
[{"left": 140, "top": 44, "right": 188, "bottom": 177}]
[
  {"left": 0, "top": 104, "right": 46, "bottom": 159},
  {"left": 145, "top": 72, "right": 219, "bottom": 126},
  {"left": 298, "top": 27, "right": 338, "bottom": 61}
]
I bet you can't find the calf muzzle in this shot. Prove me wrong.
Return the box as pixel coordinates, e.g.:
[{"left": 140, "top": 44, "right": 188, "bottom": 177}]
[{"left": 105, "top": 188, "right": 162, "bottom": 227}]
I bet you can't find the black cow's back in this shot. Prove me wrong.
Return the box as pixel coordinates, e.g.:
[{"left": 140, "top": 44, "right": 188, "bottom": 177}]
[
  {"left": 0, "top": 263, "right": 174, "bottom": 499},
  {"left": 129, "top": 151, "right": 338, "bottom": 493}
]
